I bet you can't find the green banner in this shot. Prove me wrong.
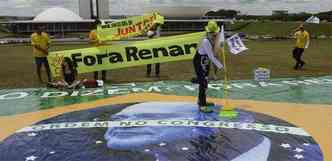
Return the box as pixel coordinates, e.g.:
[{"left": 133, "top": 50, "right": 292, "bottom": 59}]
[
  {"left": 97, "top": 12, "right": 164, "bottom": 41},
  {"left": 1, "top": 76, "right": 332, "bottom": 116},
  {"left": 48, "top": 32, "right": 205, "bottom": 77}
]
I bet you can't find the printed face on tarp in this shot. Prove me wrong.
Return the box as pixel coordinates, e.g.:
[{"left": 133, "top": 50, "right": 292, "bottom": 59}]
[
  {"left": 0, "top": 102, "right": 323, "bottom": 161},
  {"left": 104, "top": 102, "right": 223, "bottom": 150}
]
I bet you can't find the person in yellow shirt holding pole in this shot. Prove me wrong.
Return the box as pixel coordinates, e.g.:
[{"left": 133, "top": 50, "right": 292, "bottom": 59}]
[
  {"left": 31, "top": 25, "right": 52, "bottom": 83},
  {"left": 89, "top": 19, "right": 107, "bottom": 81},
  {"left": 292, "top": 24, "right": 310, "bottom": 70}
]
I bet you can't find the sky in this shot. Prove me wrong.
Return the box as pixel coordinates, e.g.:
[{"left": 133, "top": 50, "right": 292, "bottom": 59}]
[{"left": 0, "top": 0, "right": 330, "bottom": 17}]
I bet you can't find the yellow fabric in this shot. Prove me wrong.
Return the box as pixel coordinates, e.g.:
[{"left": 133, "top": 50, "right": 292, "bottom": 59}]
[
  {"left": 96, "top": 12, "right": 164, "bottom": 41},
  {"left": 89, "top": 30, "right": 100, "bottom": 46},
  {"left": 295, "top": 30, "right": 310, "bottom": 48},
  {"left": 48, "top": 32, "right": 205, "bottom": 77},
  {"left": 31, "top": 32, "right": 50, "bottom": 57}
]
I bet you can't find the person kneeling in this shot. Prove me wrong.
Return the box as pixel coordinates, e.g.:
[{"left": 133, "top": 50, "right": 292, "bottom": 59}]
[
  {"left": 48, "top": 58, "right": 105, "bottom": 89},
  {"left": 47, "top": 58, "right": 81, "bottom": 89}
]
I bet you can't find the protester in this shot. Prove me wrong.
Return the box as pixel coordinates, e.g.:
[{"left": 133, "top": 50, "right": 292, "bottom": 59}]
[
  {"left": 47, "top": 57, "right": 104, "bottom": 89},
  {"left": 292, "top": 24, "right": 310, "bottom": 70},
  {"left": 89, "top": 19, "right": 107, "bottom": 81},
  {"left": 192, "top": 20, "right": 224, "bottom": 113},
  {"left": 146, "top": 22, "right": 162, "bottom": 78},
  {"left": 31, "top": 25, "right": 51, "bottom": 83},
  {"left": 47, "top": 57, "right": 80, "bottom": 89}
]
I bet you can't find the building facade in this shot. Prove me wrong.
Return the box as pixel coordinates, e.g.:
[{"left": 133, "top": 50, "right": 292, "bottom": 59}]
[
  {"left": 79, "top": 0, "right": 92, "bottom": 19},
  {"left": 2, "top": 1, "right": 231, "bottom": 35}
]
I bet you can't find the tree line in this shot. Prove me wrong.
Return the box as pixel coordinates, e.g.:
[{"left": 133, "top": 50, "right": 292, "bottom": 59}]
[{"left": 205, "top": 9, "right": 332, "bottom": 22}]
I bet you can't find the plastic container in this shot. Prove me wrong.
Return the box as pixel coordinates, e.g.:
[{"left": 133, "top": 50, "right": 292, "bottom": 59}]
[{"left": 254, "top": 67, "right": 270, "bottom": 82}]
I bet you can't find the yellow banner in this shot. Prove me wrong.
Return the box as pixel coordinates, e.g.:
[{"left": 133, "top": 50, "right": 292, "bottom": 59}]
[
  {"left": 97, "top": 12, "right": 164, "bottom": 41},
  {"left": 48, "top": 32, "right": 205, "bottom": 77}
]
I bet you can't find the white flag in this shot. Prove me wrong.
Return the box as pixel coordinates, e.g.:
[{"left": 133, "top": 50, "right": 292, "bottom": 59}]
[
  {"left": 305, "top": 16, "right": 320, "bottom": 24},
  {"left": 226, "top": 34, "right": 248, "bottom": 55},
  {"left": 218, "top": 25, "right": 225, "bottom": 47}
]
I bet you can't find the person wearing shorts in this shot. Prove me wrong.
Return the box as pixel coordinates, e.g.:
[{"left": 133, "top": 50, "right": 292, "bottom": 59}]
[{"left": 31, "top": 25, "right": 51, "bottom": 83}]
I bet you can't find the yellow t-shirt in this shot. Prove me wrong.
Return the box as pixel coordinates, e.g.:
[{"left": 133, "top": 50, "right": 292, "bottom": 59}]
[
  {"left": 89, "top": 30, "right": 101, "bottom": 46},
  {"left": 31, "top": 32, "right": 50, "bottom": 57},
  {"left": 294, "top": 30, "right": 310, "bottom": 48}
]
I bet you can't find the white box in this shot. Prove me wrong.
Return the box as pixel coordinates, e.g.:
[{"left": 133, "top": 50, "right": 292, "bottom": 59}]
[{"left": 254, "top": 68, "right": 270, "bottom": 82}]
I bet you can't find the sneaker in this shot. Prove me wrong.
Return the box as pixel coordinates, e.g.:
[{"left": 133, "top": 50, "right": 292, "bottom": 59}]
[
  {"left": 299, "top": 62, "right": 306, "bottom": 69},
  {"left": 191, "top": 77, "right": 199, "bottom": 84},
  {"left": 199, "top": 106, "right": 213, "bottom": 113}
]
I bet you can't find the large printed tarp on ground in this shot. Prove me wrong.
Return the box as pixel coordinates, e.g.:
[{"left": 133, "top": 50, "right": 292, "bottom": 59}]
[
  {"left": 0, "top": 102, "right": 323, "bottom": 161},
  {"left": 0, "top": 76, "right": 332, "bottom": 116},
  {"left": 47, "top": 32, "right": 204, "bottom": 77}
]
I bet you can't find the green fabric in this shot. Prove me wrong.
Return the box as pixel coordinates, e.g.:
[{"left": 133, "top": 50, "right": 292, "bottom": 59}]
[{"left": 0, "top": 76, "right": 332, "bottom": 116}]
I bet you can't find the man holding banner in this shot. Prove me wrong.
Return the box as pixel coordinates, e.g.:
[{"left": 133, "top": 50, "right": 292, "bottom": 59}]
[
  {"left": 193, "top": 21, "right": 224, "bottom": 113},
  {"left": 146, "top": 21, "right": 162, "bottom": 77},
  {"left": 89, "top": 19, "right": 107, "bottom": 81},
  {"left": 31, "top": 25, "right": 52, "bottom": 83}
]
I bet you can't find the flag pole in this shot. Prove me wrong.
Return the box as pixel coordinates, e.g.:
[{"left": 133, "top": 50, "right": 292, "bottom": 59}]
[{"left": 218, "top": 25, "right": 238, "bottom": 118}]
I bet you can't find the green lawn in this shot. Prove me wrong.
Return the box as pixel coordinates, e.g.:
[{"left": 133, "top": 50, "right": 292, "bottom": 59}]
[
  {"left": 0, "top": 39, "right": 331, "bottom": 89},
  {"left": 234, "top": 21, "right": 332, "bottom": 37}
]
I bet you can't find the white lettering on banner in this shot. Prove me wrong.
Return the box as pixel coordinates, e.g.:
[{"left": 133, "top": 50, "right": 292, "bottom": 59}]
[
  {"left": 1, "top": 78, "right": 332, "bottom": 100},
  {"left": 107, "top": 88, "right": 130, "bottom": 95},
  {"left": 148, "top": 86, "right": 162, "bottom": 92},
  {"left": 0, "top": 92, "right": 29, "bottom": 100},
  {"left": 321, "top": 79, "right": 332, "bottom": 84},
  {"left": 164, "top": 85, "right": 178, "bottom": 92},
  {"left": 231, "top": 83, "right": 258, "bottom": 89},
  {"left": 208, "top": 84, "right": 222, "bottom": 90},
  {"left": 258, "top": 82, "right": 283, "bottom": 87},
  {"left": 16, "top": 120, "right": 310, "bottom": 137},
  {"left": 80, "top": 89, "right": 104, "bottom": 96},
  {"left": 183, "top": 85, "right": 196, "bottom": 91},
  {"left": 304, "top": 79, "right": 322, "bottom": 84},
  {"left": 132, "top": 86, "right": 162, "bottom": 93},
  {"left": 70, "top": 91, "right": 80, "bottom": 97},
  {"left": 132, "top": 88, "right": 147, "bottom": 92},
  {"left": 282, "top": 81, "right": 299, "bottom": 86},
  {"left": 296, "top": 81, "right": 312, "bottom": 85},
  {"left": 213, "top": 84, "right": 232, "bottom": 89},
  {"left": 283, "top": 79, "right": 328, "bottom": 86},
  {"left": 41, "top": 92, "right": 69, "bottom": 98}
]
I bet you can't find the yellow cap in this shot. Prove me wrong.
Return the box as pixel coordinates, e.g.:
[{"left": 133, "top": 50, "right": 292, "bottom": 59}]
[{"left": 205, "top": 20, "right": 220, "bottom": 33}]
